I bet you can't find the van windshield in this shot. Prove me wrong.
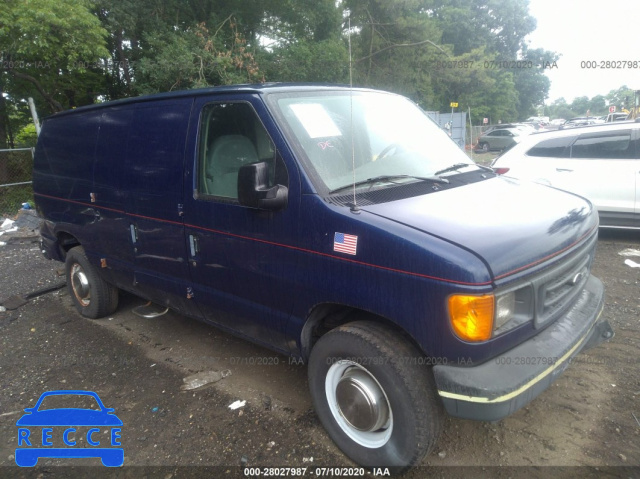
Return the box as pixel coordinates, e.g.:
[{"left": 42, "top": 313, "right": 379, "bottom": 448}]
[{"left": 271, "top": 91, "right": 474, "bottom": 194}]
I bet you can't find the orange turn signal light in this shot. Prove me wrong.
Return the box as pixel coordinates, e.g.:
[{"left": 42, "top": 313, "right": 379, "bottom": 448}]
[{"left": 448, "top": 294, "right": 494, "bottom": 342}]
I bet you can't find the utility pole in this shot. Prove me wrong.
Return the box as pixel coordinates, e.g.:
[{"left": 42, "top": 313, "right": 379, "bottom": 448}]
[{"left": 28, "top": 97, "right": 41, "bottom": 137}]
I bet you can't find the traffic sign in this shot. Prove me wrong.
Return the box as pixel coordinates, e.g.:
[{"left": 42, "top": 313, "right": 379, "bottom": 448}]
[
  {"left": 450, "top": 102, "right": 458, "bottom": 108},
  {"left": 483, "top": 118, "right": 489, "bottom": 124},
  {"left": 609, "top": 105, "right": 616, "bottom": 113}
]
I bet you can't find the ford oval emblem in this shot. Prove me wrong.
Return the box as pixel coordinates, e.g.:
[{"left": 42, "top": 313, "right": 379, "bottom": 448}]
[{"left": 571, "top": 272, "right": 585, "bottom": 285}]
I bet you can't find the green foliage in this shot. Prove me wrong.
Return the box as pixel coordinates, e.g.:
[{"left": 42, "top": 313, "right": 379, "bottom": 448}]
[
  {"left": 14, "top": 123, "right": 37, "bottom": 148},
  {"left": 431, "top": 48, "right": 508, "bottom": 120},
  {"left": 606, "top": 86, "right": 637, "bottom": 111},
  {"left": 430, "top": 0, "right": 537, "bottom": 58},
  {"left": 1, "top": 0, "right": 109, "bottom": 65},
  {"left": 135, "top": 20, "right": 263, "bottom": 94},
  {"left": 0, "top": 0, "right": 572, "bottom": 142},
  {"left": 427, "top": 1, "right": 554, "bottom": 119},
  {"left": 547, "top": 98, "right": 575, "bottom": 120},
  {"left": 0, "top": 148, "right": 33, "bottom": 215},
  {"left": 512, "top": 48, "right": 558, "bottom": 119},
  {"left": 345, "top": 0, "right": 448, "bottom": 105},
  {"left": 0, "top": 184, "right": 34, "bottom": 216},
  {"left": 546, "top": 86, "right": 638, "bottom": 120},
  {"left": 339, "top": 0, "right": 552, "bottom": 121},
  {"left": 259, "top": 39, "right": 348, "bottom": 83},
  {"left": 0, "top": 0, "right": 110, "bottom": 112}
]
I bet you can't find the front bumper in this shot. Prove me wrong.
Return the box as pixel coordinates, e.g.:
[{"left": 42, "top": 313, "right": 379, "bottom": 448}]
[{"left": 433, "top": 275, "right": 611, "bottom": 421}]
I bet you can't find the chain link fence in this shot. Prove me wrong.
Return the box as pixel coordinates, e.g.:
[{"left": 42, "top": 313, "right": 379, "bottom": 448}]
[{"left": 0, "top": 148, "right": 34, "bottom": 216}]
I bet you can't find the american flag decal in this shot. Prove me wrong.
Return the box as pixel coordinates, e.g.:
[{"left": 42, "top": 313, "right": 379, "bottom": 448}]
[{"left": 333, "top": 232, "right": 358, "bottom": 255}]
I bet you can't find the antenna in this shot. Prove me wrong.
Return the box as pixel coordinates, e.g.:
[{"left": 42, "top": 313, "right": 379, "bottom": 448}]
[{"left": 348, "top": 15, "right": 360, "bottom": 213}]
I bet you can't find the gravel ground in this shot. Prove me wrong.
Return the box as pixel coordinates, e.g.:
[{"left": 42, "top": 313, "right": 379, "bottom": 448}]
[{"left": 0, "top": 223, "right": 638, "bottom": 478}]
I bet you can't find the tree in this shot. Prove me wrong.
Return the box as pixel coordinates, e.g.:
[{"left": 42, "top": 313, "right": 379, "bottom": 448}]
[
  {"left": 427, "top": 0, "right": 555, "bottom": 118},
  {"left": 428, "top": 47, "right": 517, "bottom": 122},
  {"left": 570, "top": 96, "right": 590, "bottom": 117},
  {"left": 512, "top": 47, "right": 558, "bottom": 119},
  {"left": 257, "top": 0, "right": 347, "bottom": 83},
  {"left": 588, "top": 95, "right": 607, "bottom": 116},
  {"left": 606, "top": 85, "right": 636, "bottom": 111},
  {"left": 547, "top": 97, "right": 575, "bottom": 120},
  {"left": 428, "top": 0, "right": 537, "bottom": 58},
  {"left": 96, "top": 0, "right": 344, "bottom": 94},
  {"left": 134, "top": 20, "right": 263, "bottom": 94},
  {"left": 0, "top": 0, "right": 110, "bottom": 112},
  {"left": 259, "top": 39, "right": 348, "bottom": 84},
  {"left": 0, "top": 0, "right": 564, "bottom": 142},
  {"left": 340, "top": 0, "right": 450, "bottom": 105}
]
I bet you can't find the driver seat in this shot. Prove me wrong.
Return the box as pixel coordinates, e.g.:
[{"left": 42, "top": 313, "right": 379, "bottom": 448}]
[{"left": 206, "top": 135, "right": 259, "bottom": 198}]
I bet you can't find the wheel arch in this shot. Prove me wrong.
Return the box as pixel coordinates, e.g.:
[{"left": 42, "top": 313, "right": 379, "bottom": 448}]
[
  {"left": 55, "top": 230, "right": 81, "bottom": 259},
  {"left": 300, "top": 303, "right": 426, "bottom": 362}
]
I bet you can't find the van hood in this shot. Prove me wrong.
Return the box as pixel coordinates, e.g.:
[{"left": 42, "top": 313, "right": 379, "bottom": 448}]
[{"left": 360, "top": 176, "right": 597, "bottom": 280}]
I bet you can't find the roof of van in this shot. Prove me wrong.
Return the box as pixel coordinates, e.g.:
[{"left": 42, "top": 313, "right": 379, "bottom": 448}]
[{"left": 45, "top": 83, "right": 371, "bottom": 119}]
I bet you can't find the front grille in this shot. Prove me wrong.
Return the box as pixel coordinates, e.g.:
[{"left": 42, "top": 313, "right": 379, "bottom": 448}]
[{"left": 532, "top": 234, "right": 597, "bottom": 328}]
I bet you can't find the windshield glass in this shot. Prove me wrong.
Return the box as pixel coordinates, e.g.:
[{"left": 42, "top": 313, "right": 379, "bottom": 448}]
[{"left": 271, "top": 90, "right": 474, "bottom": 193}]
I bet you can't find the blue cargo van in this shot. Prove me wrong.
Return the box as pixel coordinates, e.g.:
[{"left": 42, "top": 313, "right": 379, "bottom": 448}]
[{"left": 33, "top": 84, "right": 612, "bottom": 470}]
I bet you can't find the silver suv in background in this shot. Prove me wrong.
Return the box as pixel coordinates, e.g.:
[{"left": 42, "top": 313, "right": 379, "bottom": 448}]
[
  {"left": 491, "top": 121, "right": 640, "bottom": 228},
  {"left": 475, "top": 127, "right": 529, "bottom": 152}
]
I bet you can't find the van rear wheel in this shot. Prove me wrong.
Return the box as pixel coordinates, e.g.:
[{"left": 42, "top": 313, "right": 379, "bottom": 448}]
[
  {"left": 308, "top": 321, "right": 444, "bottom": 471},
  {"left": 65, "top": 246, "right": 118, "bottom": 319}
]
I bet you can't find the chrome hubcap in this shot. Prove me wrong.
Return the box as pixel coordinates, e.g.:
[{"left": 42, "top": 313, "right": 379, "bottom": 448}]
[
  {"left": 70, "top": 263, "right": 91, "bottom": 306},
  {"left": 326, "top": 360, "right": 393, "bottom": 448},
  {"left": 336, "top": 367, "right": 389, "bottom": 432}
]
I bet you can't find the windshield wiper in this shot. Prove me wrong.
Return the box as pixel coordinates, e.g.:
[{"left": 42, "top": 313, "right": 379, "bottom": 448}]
[
  {"left": 434, "top": 163, "right": 474, "bottom": 176},
  {"left": 329, "top": 174, "right": 449, "bottom": 195}
]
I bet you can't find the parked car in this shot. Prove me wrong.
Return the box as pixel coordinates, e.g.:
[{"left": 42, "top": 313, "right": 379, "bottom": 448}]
[
  {"left": 562, "top": 116, "right": 604, "bottom": 128},
  {"left": 33, "top": 84, "right": 611, "bottom": 470},
  {"left": 484, "top": 123, "right": 535, "bottom": 134},
  {"left": 475, "top": 127, "right": 527, "bottom": 152},
  {"left": 548, "top": 118, "right": 566, "bottom": 129},
  {"left": 605, "top": 112, "right": 629, "bottom": 122},
  {"left": 492, "top": 121, "right": 640, "bottom": 228},
  {"left": 521, "top": 121, "right": 544, "bottom": 131}
]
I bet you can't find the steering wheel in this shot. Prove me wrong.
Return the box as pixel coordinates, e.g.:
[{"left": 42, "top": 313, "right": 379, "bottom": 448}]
[{"left": 376, "top": 143, "right": 402, "bottom": 161}]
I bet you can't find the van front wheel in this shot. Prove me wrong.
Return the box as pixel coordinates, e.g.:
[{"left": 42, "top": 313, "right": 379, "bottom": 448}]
[
  {"left": 308, "top": 321, "right": 444, "bottom": 471},
  {"left": 65, "top": 246, "right": 118, "bottom": 319}
]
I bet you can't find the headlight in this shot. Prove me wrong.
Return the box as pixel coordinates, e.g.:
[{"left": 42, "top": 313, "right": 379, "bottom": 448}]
[
  {"left": 494, "top": 286, "right": 533, "bottom": 335},
  {"left": 495, "top": 292, "right": 516, "bottom": 330},
  {"left": 449, "top": 287, "right": 533, "bottom": 342}
]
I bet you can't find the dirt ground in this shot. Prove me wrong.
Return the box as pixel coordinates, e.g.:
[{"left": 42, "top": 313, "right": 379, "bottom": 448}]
[{"left": 0, "top": 225, "right": 638, "bottom": 478}]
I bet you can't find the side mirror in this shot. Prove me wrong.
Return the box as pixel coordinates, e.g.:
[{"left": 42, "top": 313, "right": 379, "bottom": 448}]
[{"left": 238, "top": 162, "right": 288, "bottom": 210}]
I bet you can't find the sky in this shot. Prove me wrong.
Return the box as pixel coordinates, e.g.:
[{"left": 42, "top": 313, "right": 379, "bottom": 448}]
[{"left": 526, "top": 0, "right": 640, "bottom": 105}]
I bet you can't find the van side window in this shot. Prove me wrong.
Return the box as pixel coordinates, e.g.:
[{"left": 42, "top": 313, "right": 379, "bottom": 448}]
[
  {"left": 526, "top": 136, "right": 573, "bottom": 158},
  {"left": 197, "top": 102, "right": 281, "bottom": 199},
  {"left": 570, "top": 132, "right": 634, "bottom": 159}
]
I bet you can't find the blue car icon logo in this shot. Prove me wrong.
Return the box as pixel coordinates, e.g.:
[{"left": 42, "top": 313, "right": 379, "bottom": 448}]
[{"left": 15, "top": 390, "right": 123, "bottom": 467}]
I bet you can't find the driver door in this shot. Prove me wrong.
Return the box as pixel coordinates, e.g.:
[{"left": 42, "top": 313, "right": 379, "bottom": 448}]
[{"left": 182, "top": 95, "right": 301, "bottom": 352}]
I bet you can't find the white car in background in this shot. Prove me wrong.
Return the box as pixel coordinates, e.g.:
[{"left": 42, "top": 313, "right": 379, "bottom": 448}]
[{"left": 491, "top": 122, "right": 640, "bottom": 228}]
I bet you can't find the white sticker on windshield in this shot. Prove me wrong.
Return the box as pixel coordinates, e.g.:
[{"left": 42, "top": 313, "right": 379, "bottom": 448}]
[{"left": 289, "top": 103, "right": 342, "bottom": 139}]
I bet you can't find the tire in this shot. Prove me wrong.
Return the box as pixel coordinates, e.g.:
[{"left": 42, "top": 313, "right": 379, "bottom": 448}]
[
  {"left": 65, "top": 246, "right": 119, "bottom": 319},
  {"left": 479, "top": 142, "right": 489, "bottom": 152},
  {"left": 308, "top": 321, "right": 444, "bottom": 471}
]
